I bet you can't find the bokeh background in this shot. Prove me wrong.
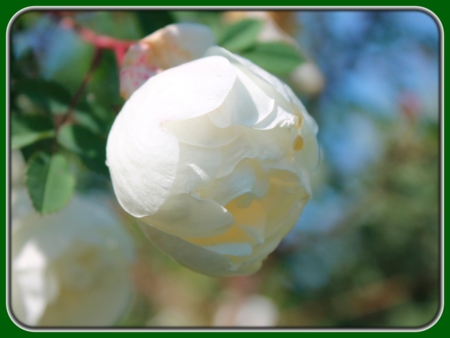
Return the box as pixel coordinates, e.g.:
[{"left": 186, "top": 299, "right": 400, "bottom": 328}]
[{"left": 10, "top": 10, "right": 440, "bottom": 328}]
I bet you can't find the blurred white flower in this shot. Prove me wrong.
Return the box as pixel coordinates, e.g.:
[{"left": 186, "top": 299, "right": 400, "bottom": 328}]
[
  {"left": 289, "top": 62, "right": 325, "bottom": 97},
  {"left": 11, "top": 191, "right": 136, "bottom": 327},
  {"left": 107, "top": 24, "right": 319, "bottom": 277},
  {"left": 119, "top": 23, "right": 215, "bottom": 99},
  {"left": 147, "top": 308, "right": 200, "bottom": 327},
  {"left": 224, "top": 11, "right": 297, "bottom": 45},
  {"left": 11, "top": 150, "right": 25, "bottom": 188},
  {"left": 213, "top": 294, "right": 279, "bottom": 326}
]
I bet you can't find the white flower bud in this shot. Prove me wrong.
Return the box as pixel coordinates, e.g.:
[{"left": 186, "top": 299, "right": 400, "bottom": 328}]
[{"left": 107, "top": 34, "right": 319, "bottom": 277}]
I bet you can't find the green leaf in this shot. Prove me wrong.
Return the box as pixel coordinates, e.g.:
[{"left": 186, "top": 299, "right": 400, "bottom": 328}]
[
  {"left": 85, "top": 50, "right": 122, "bottom": 109},
  {"left": 135, "top": 11, "right": 174, "bottom": 35},
  {"left": 11, "top": 113, "right": 55, "bottom": 149},
  {"left": 26, "top": 152, "right": 75, "bottom": 214},
  {"left": 73, "top": 109, "right": 103, "bottom": 134},
  {"left": 20, "top": 139, "right": 54, "bottom": 162},
  {"left": 240, "top": 42, "right": 304, "bottom": 76},
  {"left": 58, "top": 124, "right": 109, "bottom": 176},
  {"left": 75, "top": 12, "right": 144, "bottom": 40},
  {"left": 12, "top": 78, "right": 72, "bottom": 107},
  {"left": 171, "top": 11, "right": 222, "bottom": 38},
  {"left": 218, "top": 19, "right": 264, "bottom": 53},
  {"left": 12, "top": 130, "right": 54, "bottom": 149}
]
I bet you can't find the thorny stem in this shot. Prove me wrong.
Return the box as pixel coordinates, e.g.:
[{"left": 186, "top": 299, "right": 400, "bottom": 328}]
[
  {"left": 55, "top": 47, "right": 104, "bottom": 130},
  {"left": 49, "top": 13, "right": 138, "bottom": 155},
  {"left": 51, "top": 47, "right": 104, "bottom": 154}
]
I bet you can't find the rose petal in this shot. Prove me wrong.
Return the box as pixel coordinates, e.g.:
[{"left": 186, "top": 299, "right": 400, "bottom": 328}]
[
  {"left": 290, "top": 112, "right": 320, "bottom": 172},
  {"left": 205, "top": 46, "right": 294, "bottom": 113},
  {"left": 209, "top": 66, "right": 274, "bottom": 128},
  {"left": 129, "top": 56, "right": 237, "bottom": 123},
  {"left": 119, "top": 43, "right": 160, "bottom": 100},
  {"left": 228, "top": 199, "right": 268, "bottom": 245},
  {"left": 140, "top": 23, "right": 216, "bottom": 70},
  {"left": 162, "top": 114, "right": 243, "bottom": 148},
  {"left": 140, "top": 194, "right": 234, "bottom": 239},
  {"left": 205, "top": 44, "right": 320, "bottom": 176},
  {"left": 260, "top": 156, "right": 300, "bottom": 179},
  {"left": 120, "top": 23, "right": 216, "bottom": 99},
  {"left": 230, "top": 191, "right": 308, "bottom": 269},
  {"left": 263, "top": 186, "right": 310, "bottom": 238},
  {"left": 253, "top": 106, "right": 298, "bottom": 130},
  {"left": 109, "top": 56, "right": 238, "bottom": 217},
  {"left": 187, "top": 197, "right": 268, "bottom": 249},
  {"left": 294, "top": 130, "right": 320, "bottom": 172},
  {"left": 169, "top": 143, "right": 222, "bottom": 195},
  {"left": 203, "top": 243, "right": 253, "bottom": 257},
  {"left": 218, "top": 127, "right": 289, "bottom": 177},
  {"left": 139, "top": 221, "right": 260, "bottom": 277},
  {"left": 200, "top": 160, "right": 256, "bottom": 206},
  {"left": 107, "top": 115, "right": 179, "bottom": 217}
]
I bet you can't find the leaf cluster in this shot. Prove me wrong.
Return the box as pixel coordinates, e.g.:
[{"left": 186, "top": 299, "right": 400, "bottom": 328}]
[
  {"left": 173, "top": 12, "right": 304, "bottom": 76},
  {"left": 217, "top": 18, "right": 304, "bottom": 76},
  {"left": 9, "top": 12, "right": 139, "bottom": 214}
]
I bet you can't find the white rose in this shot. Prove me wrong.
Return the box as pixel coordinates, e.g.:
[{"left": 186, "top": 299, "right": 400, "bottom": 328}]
[
  {"left": 11, "top": 191, "right": 136, "bottom": 327},
  {"left": 107, "top": 38, "right": 318, "bottom": 277}
]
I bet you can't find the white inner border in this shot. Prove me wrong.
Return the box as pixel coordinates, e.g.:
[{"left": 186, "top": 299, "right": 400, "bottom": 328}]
[{"left": 5, "top": 5, "right": 444, "bottom": 333}]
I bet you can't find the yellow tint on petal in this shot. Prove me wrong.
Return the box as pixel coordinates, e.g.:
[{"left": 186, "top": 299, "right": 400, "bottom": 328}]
[
  {"left": 187, "top": 224, "right": 250, "bottom": 246},
  {"left": 186, "top": 197, "right": 267, "bottom": 248},
  {"left": 234, "top": 192, "right": 253, "bottom": 208},
  {"left": 296, "top": 114, "right": 304, "bottom": 129},
  {"left": 227, "top": 198, "right": 266, "bottom": 229},
  {"left": 293, "top": 135, "right": 304, "bottom": 152},
  {"left": 264, "top": 188, "right": 310, "bottom": 239},
  {"left": 259, "top": 176, "right": 301, "bottom": 212}
]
